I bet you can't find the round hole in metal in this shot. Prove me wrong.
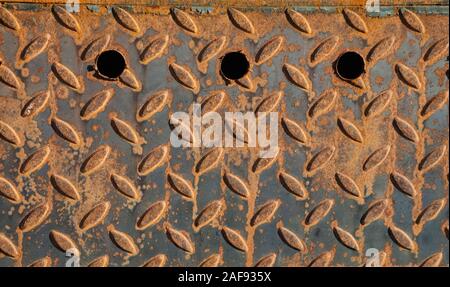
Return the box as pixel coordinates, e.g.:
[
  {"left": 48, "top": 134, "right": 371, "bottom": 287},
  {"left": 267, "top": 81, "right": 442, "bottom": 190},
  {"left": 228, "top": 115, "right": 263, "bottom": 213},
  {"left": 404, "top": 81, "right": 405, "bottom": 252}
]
[
  {"left": 96, "top": 50, "right": 126, "bottom": 79},
  {"left": 220, "top": 51, "right": 250, "bottom": 80},
  {"left": 335, "top": 51, "right": 365, "bottom": 80}
]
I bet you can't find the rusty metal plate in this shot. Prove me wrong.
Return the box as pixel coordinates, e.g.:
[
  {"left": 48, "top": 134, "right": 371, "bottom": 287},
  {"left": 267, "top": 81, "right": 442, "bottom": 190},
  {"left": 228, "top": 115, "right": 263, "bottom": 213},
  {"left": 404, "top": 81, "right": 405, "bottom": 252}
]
[{"left": 0, "top": 1, "right": 448, "bottom": 267}]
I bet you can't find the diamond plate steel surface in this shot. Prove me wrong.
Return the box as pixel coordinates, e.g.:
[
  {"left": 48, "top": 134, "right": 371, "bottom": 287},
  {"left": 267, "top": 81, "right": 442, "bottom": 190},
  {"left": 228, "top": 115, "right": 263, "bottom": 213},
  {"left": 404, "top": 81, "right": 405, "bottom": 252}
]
[{"left": 0, "top": 2, "right": 449, "bottom": 267}]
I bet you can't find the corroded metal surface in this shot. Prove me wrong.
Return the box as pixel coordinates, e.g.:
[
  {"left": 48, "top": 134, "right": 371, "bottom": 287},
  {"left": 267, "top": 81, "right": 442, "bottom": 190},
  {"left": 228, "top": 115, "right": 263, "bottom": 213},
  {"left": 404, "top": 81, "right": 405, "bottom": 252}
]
[{"left": 0, "top": 3, "right": 448, "bottom": 267}]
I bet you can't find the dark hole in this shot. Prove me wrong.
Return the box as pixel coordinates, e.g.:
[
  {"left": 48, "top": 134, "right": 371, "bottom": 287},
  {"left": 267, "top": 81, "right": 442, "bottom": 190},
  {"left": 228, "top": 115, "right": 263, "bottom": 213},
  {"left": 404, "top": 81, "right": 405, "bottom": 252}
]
[
  {"left": 96, "top": 50, "right": 126, "bottom": 79},
  {"left": 220, "top": 52, "right": 249, "bottom": 80},
  {"left": 335, "top": 51, "right": 365, "bottom": 80}
]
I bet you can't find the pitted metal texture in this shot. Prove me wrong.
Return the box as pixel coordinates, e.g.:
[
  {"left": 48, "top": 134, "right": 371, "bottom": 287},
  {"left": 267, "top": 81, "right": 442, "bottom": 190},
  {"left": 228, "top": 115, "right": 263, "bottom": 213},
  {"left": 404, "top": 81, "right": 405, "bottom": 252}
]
[{"left": 0, "top": 2, "right": 448, "bottom": 267}]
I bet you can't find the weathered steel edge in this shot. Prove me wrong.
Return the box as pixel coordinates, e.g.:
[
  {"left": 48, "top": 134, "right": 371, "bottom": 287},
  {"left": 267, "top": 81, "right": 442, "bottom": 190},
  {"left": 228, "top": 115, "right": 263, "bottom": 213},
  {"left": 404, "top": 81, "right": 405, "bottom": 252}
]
[{"left": 2, "top": 1, "right": 450, "bottom": 15}]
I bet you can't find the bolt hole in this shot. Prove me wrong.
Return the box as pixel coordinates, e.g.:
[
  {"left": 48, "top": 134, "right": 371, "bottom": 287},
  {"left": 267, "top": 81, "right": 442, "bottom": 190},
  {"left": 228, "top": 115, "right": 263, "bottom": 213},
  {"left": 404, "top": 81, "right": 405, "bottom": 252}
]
[
  {"left": 220, "top": 51, "right": 250, "bottom": 80},
  {"left": 96, "top": 50, "right": 126, "bottom": 79},
  {"left": 335, "top": 51, "right": 365, "bottom": 80}
]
